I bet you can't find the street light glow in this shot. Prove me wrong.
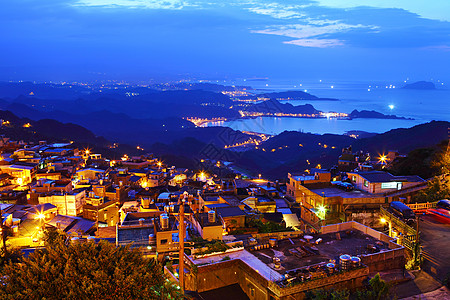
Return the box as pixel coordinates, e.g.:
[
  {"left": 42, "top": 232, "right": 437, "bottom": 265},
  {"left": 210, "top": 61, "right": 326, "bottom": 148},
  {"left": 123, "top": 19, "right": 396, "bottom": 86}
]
[{"left": 380, "top": 217, "right": 387, "bottom": 224}]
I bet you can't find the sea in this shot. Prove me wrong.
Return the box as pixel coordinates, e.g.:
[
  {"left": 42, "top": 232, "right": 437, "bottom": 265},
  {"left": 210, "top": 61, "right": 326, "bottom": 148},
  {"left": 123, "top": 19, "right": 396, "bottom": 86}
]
[{"left": 206, "top": 79, "right": 450, "bottom": 135}]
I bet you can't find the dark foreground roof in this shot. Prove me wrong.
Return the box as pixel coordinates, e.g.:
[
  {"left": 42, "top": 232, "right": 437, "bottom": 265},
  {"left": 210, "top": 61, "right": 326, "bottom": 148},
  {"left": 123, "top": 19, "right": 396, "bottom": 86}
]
[{"left": 194, "top": 284, "right": 249, "bottom": 300}]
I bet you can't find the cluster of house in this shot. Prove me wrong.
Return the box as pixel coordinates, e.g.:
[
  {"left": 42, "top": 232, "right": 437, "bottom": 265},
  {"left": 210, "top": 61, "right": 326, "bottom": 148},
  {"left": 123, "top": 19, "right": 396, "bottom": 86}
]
[
  {"left": 286, "top": 146, "right": 427, "bottom": 229},
  {"left": 0, "top": 135, "right": 304, "bottom": 252},
  {"left": 0, "top": 135, "right": 427, "bottom": 299}
]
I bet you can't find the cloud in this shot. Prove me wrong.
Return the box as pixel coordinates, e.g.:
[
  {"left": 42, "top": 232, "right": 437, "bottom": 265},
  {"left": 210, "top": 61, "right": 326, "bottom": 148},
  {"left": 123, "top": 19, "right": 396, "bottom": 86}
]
[
  {"left": 252, "top": 23, "right": 376, "bottom": 48},
  {"left": 244, "top": 2, "right": 309, "bottom": 19},
  {"left": 313, "top": 0, "right": 450, "bottom": 22},
  {"left": 285, "top": 38, "right": 343, "bottom": 47},
  {"left": 73, "top": 0, "right": 194, "bottom": 9}
]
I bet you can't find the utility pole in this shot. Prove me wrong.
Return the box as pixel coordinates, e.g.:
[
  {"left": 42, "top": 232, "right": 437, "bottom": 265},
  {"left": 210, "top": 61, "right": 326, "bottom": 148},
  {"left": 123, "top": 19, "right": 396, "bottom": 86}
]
[
  {"left": 0, "top": 206, "right": 6, "bottom": 253},
  {"left": 178, "top": 196, "right": 185, "bottom": 293}
]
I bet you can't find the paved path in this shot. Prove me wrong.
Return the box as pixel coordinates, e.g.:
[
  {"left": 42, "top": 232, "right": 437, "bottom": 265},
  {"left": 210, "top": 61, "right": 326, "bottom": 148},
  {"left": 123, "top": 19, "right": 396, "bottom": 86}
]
[
  {"left": 400, "top": 286, "right": 450, "bottom": 300},
  {"left": 394, "top": 271, "right": 443, "bottom": 299},
  {"left": 419, "top": 215, "right": 450, "bottom": 282}
]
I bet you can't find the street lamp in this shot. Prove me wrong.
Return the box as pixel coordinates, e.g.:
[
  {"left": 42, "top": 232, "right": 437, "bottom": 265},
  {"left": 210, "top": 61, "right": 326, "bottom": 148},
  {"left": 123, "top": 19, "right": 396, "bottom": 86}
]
[
  {"left": 316, "top": 205, "right": 327, "bottom": 220},
  {"left": 380, "top": 217, "right": 392, "bottom": 237},
  {"left": 378, "top": 154, "right": 387, "bottom": 167}
]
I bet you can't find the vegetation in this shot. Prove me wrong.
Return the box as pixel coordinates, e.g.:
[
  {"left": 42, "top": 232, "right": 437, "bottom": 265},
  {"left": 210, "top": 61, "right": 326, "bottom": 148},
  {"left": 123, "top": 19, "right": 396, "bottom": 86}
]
[
  {"left": 0, "top": 247, "right": 22, "bottom": 272},
  {"left": 406, "top": 241, "right": 423, "bottom": 270},
  {"left": 306, "top": 273, "right": 392, "bottom": 300},
  {"left": 415, "top": 177, "right": 450, "bottom": 203},
  {"left": 305, "top": 288, "right": 350, "bottom": 300},
  {"left": 195, "top": 240, "right": 230, "bottom": 256},
  {"left": 0, "top": 233, "right": 182, "bottom": 300},
  {"left": 246, "top": 216, "right": 292, "bottom": 233}
]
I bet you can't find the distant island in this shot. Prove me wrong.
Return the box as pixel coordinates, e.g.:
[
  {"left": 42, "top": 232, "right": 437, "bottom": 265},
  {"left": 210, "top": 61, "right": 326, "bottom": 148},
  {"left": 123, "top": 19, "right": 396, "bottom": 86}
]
[
  {"left": 348, "top": 110, "right": 414, "bottom": 120},
  {"left": 402, "top": 81, "right": 436, "bottom": 90},
  {"left": 244, "top": 99, "right": 320, "bottom": 115},
  {"left": 257, "top": 90, "right": 339, "bottom": 101}
]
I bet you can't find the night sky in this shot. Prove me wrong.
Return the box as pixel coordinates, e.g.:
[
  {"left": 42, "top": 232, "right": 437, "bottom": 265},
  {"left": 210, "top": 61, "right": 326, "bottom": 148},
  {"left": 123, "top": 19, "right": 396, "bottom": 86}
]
[{"left": 1, "top": 0, "right": 449, "bottom": 82}]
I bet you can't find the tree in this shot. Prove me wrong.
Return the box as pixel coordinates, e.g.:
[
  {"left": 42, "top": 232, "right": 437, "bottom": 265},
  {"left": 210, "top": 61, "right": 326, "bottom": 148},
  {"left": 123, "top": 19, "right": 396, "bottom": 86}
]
[
  {"left": 431, "top": 141, "right": 450, "bottom": 175},
  {"left": 415, "top": 177, "right": 450, "bottom": 203},
  {"left": 354, "top": 273, "right": 391, "bottom": 300},
  {"left": 0, "top": 239, "right": 183, "bottom": 300}
]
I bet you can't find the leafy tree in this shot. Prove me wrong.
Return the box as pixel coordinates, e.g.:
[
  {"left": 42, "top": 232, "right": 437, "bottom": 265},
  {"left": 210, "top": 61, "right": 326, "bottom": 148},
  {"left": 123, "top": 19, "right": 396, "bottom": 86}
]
[
  {"left": 354, "top": 273, "right": 391, "bottom": 300},
  {"left": 0, "top": 247, "right": 22, "bottom": 272},
  {"left": 0, "top": 239, "right": 183, "bottom": 300},
  {"left": 406, "top": 241, "right": 423, "bottom": 270},
  {"left": 415, "top": 177, "right": 450, "bottom": 203},
  {"left": 431, "top": 142, "right": 450, "bottom": 175}
]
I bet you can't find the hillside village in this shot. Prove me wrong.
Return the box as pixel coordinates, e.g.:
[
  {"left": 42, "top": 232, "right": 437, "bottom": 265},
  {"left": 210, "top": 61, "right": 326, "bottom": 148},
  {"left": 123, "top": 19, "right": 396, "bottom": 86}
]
[{"left": 1, "top": 126, "right": 447, "bottom": 299}]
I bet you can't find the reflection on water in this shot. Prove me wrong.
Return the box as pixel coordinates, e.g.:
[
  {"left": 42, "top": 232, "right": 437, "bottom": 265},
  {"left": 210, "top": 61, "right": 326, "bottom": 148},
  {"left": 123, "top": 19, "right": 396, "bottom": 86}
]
[{"left": 206, "top": 117, "right": 421, "bottom": 135}]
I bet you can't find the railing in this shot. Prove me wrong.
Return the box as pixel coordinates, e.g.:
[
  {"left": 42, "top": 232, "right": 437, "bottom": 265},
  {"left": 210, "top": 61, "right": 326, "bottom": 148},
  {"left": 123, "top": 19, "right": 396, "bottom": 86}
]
[
  {"left": 407, "top": 202, "right": 437, "bottom": 211},
  {"left": 379, "top": 207, "right": 417, "bottom": 250}
]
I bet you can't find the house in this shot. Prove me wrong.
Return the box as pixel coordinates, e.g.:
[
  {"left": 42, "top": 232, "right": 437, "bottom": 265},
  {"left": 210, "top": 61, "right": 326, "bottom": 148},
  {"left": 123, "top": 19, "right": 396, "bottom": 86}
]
[
  {"left": 287, "top": 170, "right": 331, "bottom": 200},
  {"left": 347, "top": 171, "right": 425, "bottom": 194},
  {"left": 76, "top": 168, "right": 107, "bottom": 181},
  {"left": 29, "top": 179, "right": 73, "bottom": 204},
  {"left": 82, "top": 199, "right": 120, "bottom": 227},
  {"left": 337, "top": 146, "right": 370, "bottom": 171},
  {"left": 38, "top": 189, "right": 86, "bottom": 216},
  {"left": 47, "top": 214, "right": 95, "bottom": 236},
  {"left": 241, "top": 196, "right": 276, "bottom": 213},
  {"left": 214, "top": 206, "right": 246, "bottom": 231},
  {"left": 25, "top": 203, "right": 58, "bottom": 221},
  {"left": 0, "top": 164, "right": 37, "bottom": 186},
  {"left": 191, "top": 211, "right": 223, "bottom": 241}
]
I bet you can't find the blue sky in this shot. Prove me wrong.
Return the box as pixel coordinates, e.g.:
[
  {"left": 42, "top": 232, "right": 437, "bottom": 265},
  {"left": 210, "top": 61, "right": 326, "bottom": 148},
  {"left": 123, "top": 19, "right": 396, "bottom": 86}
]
[{"left": 0, "top": 0, "right": 449, "bottom": 82}]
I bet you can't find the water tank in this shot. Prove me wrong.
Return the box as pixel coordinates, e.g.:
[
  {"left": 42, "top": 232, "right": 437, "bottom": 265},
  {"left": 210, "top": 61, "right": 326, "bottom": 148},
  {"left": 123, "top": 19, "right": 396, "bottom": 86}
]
[
  {"left": 70, "top": 237, "right": 80, "bottom": 243},
  {"left": 160, "top": 214, "right": 169, "bottom": 230},
  {"left": 148, "top": 234, "right": 156, "bottom": 246},
  {"left": 269, "top": 238, "right": 277, "bottom": 248},
  {"left": 326, "top": 263, "right": 335, "bottom": 274},
  {"left": 208, "top": 210, "right": 216, "bottom": 223},
  {"left": 142, "top": 198, "right": 150, "bottom": 208},
  {"left": 351, "top": 256, "right": 361, "bottom": 268},
  {"left": 339, "top": 254, "right": 351, "bottom": 271},
  {"left": 11, "top": 225, "right": 19, "bottom": 236},
  {"left": 87, "top": 236, "right": 96, "bottom": 241},
  {"left": 139, "top": 218, "right": 145, "bottom": 226}
]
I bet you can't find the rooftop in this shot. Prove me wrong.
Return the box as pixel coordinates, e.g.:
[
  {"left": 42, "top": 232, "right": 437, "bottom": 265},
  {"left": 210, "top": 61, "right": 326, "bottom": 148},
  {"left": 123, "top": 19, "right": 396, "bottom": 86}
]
[
  {"left": 250, "top": 229, "right": 389, "bottom": 274},
  {"left": 348, "top": 171, "right": 425, "bottom": 183},
  {"left": 291, "top": 175, "right": 315, "bottom": 181},
  {"left": 309, "top": 187, "right": 375, "bottom": 198}
]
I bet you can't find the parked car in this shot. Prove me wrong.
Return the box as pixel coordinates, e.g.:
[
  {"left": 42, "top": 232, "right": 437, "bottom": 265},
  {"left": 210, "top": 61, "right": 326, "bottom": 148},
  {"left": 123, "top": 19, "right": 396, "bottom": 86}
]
[
  {"left": 436, "top": 199, "right": 450, "bottom": 211},
  {"left": 390, "top": 201, "right": 416, "bottom": 224},
  {"left": 336, "top": 182, "right": 354, "bottom": 191}
]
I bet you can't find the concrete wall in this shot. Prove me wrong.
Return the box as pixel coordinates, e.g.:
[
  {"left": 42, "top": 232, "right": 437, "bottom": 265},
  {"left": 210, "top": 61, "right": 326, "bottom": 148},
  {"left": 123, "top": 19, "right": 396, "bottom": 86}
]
[
  {"left": 349, "top": 211, "right": 382, "bottom": 229},
  {"left": 320, "top": 221, "right": 405, "bottom": 273},
  {"left": 361, "top": 249, "right": 405, "bottom": 273},
  {"left": 270, "top": 267, "right": 369, "bottom": 300}
]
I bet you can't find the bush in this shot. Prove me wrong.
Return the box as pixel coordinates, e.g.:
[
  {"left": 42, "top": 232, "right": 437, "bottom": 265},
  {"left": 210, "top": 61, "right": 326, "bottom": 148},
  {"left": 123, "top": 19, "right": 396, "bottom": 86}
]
[{"left": 0, "top": 239, "right": 183, "bottom": 300}]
